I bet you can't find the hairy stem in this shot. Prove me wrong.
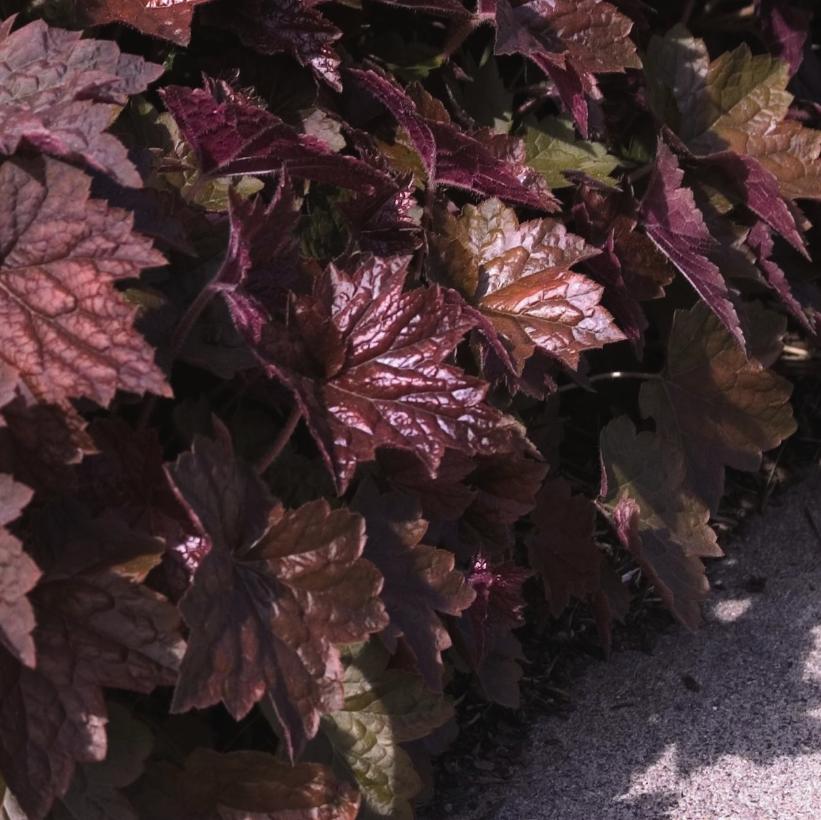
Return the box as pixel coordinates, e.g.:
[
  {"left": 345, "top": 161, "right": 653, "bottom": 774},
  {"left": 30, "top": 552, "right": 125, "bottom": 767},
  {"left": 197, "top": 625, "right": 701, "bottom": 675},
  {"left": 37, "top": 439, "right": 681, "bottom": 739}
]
[{"left": 255, "top": 403, "right": 302, "bottom": 474}]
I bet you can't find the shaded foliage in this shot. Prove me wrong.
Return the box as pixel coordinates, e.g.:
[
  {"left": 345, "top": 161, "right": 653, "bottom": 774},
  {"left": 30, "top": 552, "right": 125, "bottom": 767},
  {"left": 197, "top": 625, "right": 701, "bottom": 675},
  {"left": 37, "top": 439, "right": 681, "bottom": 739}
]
[{"left": 0, "top": 0, "right": 817, "bottom": 816}]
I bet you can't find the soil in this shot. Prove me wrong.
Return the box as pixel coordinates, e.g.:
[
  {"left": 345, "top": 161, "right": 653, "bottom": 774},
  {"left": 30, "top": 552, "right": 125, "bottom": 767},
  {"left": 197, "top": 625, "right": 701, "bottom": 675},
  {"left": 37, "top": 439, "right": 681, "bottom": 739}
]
[{"left": 416, "top": 341, "right": 821, "bottom": 819}]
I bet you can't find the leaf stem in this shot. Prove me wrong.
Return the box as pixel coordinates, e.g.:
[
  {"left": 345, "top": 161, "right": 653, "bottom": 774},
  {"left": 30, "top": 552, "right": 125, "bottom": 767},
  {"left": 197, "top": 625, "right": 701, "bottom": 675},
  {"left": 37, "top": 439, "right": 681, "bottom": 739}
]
[
  {"left": 170, "top": 281, "right": 219, "bottom": 361},
  {"left": 137, "top": 280, "right": 220, "bottom": 432},
  {"left": 255, "top": 403, "right": 302, "bottom": 474},
  {"left": 556, "top": 371, "right": 661, "bottom": 394}
]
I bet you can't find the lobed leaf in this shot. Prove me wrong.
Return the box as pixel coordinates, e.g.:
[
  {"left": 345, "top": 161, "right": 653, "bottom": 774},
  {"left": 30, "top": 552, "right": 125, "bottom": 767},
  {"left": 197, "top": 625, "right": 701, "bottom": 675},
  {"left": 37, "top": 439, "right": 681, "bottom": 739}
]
[
  {"left": 434, "top": 197, "right": 625, "bottom": 373},
  {"left": 0, "top": 474, "right": 38, "bottom": 667},
  {"left": 528, "top": 477, "right": 601, "bottom": 618},
  {"left": 255, "top": 254, "right": 529, "bottom": 493},
  {"left": 0, "top": 157, "right": 170, "bottom": 408},
  {"left": 639, "top": 141, "right": 744, "bottom": 346},
  {"left": 166, "top": 426, "right": 387, "bottom": 759},
  {"left": 79, "top": 0, "right": 213, "bottom": 46},
  {"left": 0, "top": 506, "right": 184, "bottom": 819},
  {"left": 0, "top": 17, "right": 162, "bottom": 186},
  {"left": 133, "top": 748, "right": 361, "bottom": 819},
  {"left": 322, "top": 641, "right": 453, "bottom": 820},
  {"left": 524, "top": 117, "right": 620, "bottom": 189},
  {"left": 353, "top": 482, "right": 475, "bottom": 691},
  {"left": 599, "top": 416, "right": 720, "bottom": 629},
  {"left": 639, "top": 301, "right": 796, "bottom": 512},
  {"left": 161, "top": 82, "right": 392, "bottom": 193}
]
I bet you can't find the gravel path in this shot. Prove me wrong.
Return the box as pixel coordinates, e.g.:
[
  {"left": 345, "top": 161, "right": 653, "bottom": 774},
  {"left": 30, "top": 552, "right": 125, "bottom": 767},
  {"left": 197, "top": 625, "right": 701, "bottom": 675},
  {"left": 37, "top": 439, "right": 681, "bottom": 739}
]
[{"left": 447, "top": 472, "right": 821, "bottom": 820}]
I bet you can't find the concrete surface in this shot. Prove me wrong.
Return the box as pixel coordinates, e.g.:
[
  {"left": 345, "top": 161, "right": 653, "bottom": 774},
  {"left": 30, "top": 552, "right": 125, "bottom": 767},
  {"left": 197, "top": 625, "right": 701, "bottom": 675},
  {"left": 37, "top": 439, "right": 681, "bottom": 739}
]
[{"left": 450, "top": 472, "right": 821, "bottom": 820}]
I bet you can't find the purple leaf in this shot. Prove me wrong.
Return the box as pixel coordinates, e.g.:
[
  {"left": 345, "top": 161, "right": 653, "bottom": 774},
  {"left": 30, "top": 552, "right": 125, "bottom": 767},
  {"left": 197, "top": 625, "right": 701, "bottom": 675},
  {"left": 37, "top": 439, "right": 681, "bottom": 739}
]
[
  {"left": 256, "top": 255, "right": 529, "bottom": 493},
  {"left": 639, "top": 141, "right": 744, "bottom": 347},
  {"left": 350, "top": 72, "right": 558, "bottom": 210},
  {"left": 747, "top": 221, "right": 815, "bottom": 332},
  {"left": 166, "top": 425, "right": 387, "bottom": 759},
  {"left": 756, "top": 0, "right": 811, "bottom": 76},
  {"left": 79, "top": 0, "right": 213, "bottom": 46},
  {"left": 161, "top": 82, "right": 392, "bottom": 193},
  {"left": 0, "top": 17, "right": 163, "bottom": 186},
  {"left": 204, "top": 0, "right": 343, "bottom": 90}
]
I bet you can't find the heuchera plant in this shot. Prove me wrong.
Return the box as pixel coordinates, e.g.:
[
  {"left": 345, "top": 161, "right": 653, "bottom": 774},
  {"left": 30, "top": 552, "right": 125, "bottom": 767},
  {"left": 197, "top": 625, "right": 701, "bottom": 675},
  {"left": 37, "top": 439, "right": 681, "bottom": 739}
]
[{"left": 0, "top": 0, "right": 816, "bottom": 816}]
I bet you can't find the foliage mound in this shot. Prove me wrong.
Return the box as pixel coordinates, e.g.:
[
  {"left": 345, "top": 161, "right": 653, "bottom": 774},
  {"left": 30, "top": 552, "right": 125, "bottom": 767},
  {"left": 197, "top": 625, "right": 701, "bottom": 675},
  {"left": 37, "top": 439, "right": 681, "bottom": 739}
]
[{"left": 0, "top": 0, "right": 818, "bottom": 817}]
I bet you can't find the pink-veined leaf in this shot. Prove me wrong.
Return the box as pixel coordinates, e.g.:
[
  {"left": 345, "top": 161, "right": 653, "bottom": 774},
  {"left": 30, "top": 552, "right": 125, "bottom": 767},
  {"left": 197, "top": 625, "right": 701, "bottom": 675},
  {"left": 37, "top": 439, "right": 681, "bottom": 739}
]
[
  {"left": 0, "top": 156, "right": 170, "bottom": 408},
  {"left": 255, "top": 255, "right": 529, "bottom": 493}
]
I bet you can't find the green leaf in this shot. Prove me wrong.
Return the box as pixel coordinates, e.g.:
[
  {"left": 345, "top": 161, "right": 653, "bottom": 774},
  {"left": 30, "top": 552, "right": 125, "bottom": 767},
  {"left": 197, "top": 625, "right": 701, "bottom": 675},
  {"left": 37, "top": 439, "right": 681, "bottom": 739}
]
[
  {"left": 524, "top": 117, "right": 620, "bottom": 189},
  {"left": 321, "top": 641, "right": 453, "bottom": 819},
  {"left": 125, "top": 98, "right": 263, "bottom": 212}
]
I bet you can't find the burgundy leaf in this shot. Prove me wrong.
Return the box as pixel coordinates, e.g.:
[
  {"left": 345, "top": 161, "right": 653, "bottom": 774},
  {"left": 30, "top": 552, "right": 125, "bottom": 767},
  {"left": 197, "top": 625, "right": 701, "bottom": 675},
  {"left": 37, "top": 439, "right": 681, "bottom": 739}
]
[
  {"left": 205, "top": 0, "right": 343, "bottom": 90},
  {"left": 0, "top": 474, "right": 39, "bottom": 667},
  {"left": 256, "top": 255, "right": 529, "bottom": 493},
  {"left": 350, "top": 72, "right": 558, "bottom": 210},
  {"left": 53, "top": 703, "right": 151, "bottom": 820},
  {"left": 600, "top": 416, "right": 719, "bottom": 630},
  {"left": 353, "top": 482, "right": 475, "bottom": 690},
  {"left": 452, "top": 555, "right": 530, "bottom": 707},
  {"left": 611, "top": 494, "right": 709, "bottom": 632},
  {"left": 377, "top": 448, "right": 477, "bottom": 523},
  {"left": 639, "top": 302, "right": 796, "bottom": 513},
  {"left": 78, "top": 419, "right": 190, "bottom": 548},
  {"left": 582, "top": 234, "right": 648, "bottom": 355},
  {"left": 0, "top": 17, "right": 162, "bottom": 186},
  {"left": 166, "top": 426, "right": 387, "bottom": 759},
  {"left": 746, "top": 220, "right": 815, "bottom": 332},
  {"left": 456, "top": 447, "right": 548, "bottom": 558},
  {"left": 348, "top": 69, "right": 437, "bottom": 178},
  {"left": 161, "top": 82, "right": 392, "bottom": 193},
  {"left": 428, "top": 118, "right": 558, "bottom": 211},
  {"left": 341, "top": 176, "right": 423, "bottom": 257},
  {"left": 0, "top": 508, "right": 184, "bottom": 819},
  {"left": 0, "top": 156, "right": 170, "bottom": 408},
  {"left": 573, "top": 183, "right": 675, "bottom": 302},
  {"left": 79, "top": 0, "right": 213, "bottom": 46},
  {"left": 700, "top": 150, "right": 807, "bottom": 256},
  {"left": 216, "top": 177, "right": 302, "bottom": 342},
  {"left": 756, "top": 0, "right": 811, "bottom": 75},
  {"left": 639, "top": 141, "right": 744, "bottom": 347},
  {"left": 372, "top": 0, "right": 471, "bottom": 18},
  {"left": 493, "top": 0, "right": 640, "bottom": 135},
  {"left": 528, "top": 477, "right": 602, "bottom": 618}
]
